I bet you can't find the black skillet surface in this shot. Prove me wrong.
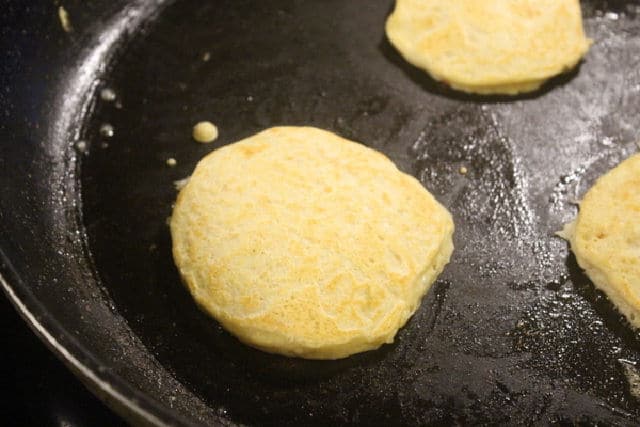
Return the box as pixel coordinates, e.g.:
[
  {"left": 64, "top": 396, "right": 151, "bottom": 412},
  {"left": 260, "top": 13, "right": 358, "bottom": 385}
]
[{"left": 2, "top": 0, "right": 640, "bottom": 425}]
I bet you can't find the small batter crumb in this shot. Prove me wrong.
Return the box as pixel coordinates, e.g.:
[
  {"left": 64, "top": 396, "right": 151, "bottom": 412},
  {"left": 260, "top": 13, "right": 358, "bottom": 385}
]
[
  {"left": 166, "top": 158, "right": 177, "bottom": 167},
  {"left": 459, "top": 166, "right": 468, "bottom": 175},
  {"left": 58, "top": 6, "right": 72, "bottom": 33},
  {"left": 192, "top": 121, "right": 219, "bottom": 144},
  {"left": 174, "top": 177, "right": 190, "bottom": 191},
  {"left": 202, "top": 52, "right": 211, "bottom": 62}
]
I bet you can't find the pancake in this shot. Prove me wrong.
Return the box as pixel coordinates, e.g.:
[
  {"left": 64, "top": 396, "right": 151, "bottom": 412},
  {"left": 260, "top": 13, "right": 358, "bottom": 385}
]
[
  {"left": 170, "top": 126, "right": 454, "bottom": 359},
  {"left": 561, "top": 154, "right": 640, "bottom": 328},
  {"left": 385, "top": 0, "right": 591, "bottom": 95}
]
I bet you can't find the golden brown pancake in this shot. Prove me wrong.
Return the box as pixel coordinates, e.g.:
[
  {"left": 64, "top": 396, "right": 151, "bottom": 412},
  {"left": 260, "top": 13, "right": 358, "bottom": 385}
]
[
  {"left": 171, "top": 127, "right": 454, "bottom": 359},
  {"left": 386, "top": 0, "right": 591, "bottom": 94},
  {"left": 561, "top": 154, "right": 640, "bottom": 328}
]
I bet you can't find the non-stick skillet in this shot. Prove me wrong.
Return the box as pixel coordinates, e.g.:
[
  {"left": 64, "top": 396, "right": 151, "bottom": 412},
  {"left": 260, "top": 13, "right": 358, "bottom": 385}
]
[{"left": 2, "top": 0, "right": 640, "bottom": 425}]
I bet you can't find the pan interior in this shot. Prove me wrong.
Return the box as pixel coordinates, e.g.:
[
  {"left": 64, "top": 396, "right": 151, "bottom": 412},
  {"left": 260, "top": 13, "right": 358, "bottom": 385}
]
[{"left": 73, "top": 0, "right": 640, "bottom": 424}]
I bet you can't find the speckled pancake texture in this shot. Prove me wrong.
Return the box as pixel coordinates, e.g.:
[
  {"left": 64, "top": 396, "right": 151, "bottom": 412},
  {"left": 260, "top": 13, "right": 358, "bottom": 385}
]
[
  {"left": 386, "top": 0, "right": 591, "bottom": 94},
  {"left": 563, "top": 154, "right": 640, "bottom": 329},
  {"left": 171, "top": 127, "right": 454, "bottom": 359}
]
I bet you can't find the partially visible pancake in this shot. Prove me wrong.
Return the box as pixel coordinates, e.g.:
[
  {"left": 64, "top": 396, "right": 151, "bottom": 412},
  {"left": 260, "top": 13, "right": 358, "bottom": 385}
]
[
  {"left": 386, "top": 0, "right": 591, "bottom": 95},
  {"left": 561, "top": 154, "right": 640, "bottom": 328},
  {"left": 171, "top": 126, "right": 454, "bottom": 359}
]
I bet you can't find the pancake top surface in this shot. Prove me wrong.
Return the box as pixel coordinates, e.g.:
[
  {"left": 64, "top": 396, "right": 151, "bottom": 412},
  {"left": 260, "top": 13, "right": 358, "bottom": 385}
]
[
  {"left": 386, "top": 0, "right": 591, "bottom": 94},
  {"left": 170, "top": 127, "right": 454, "bottom": 359},
  {"left": 571, "top": 154, "right": 640, "bottom": 327}
]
